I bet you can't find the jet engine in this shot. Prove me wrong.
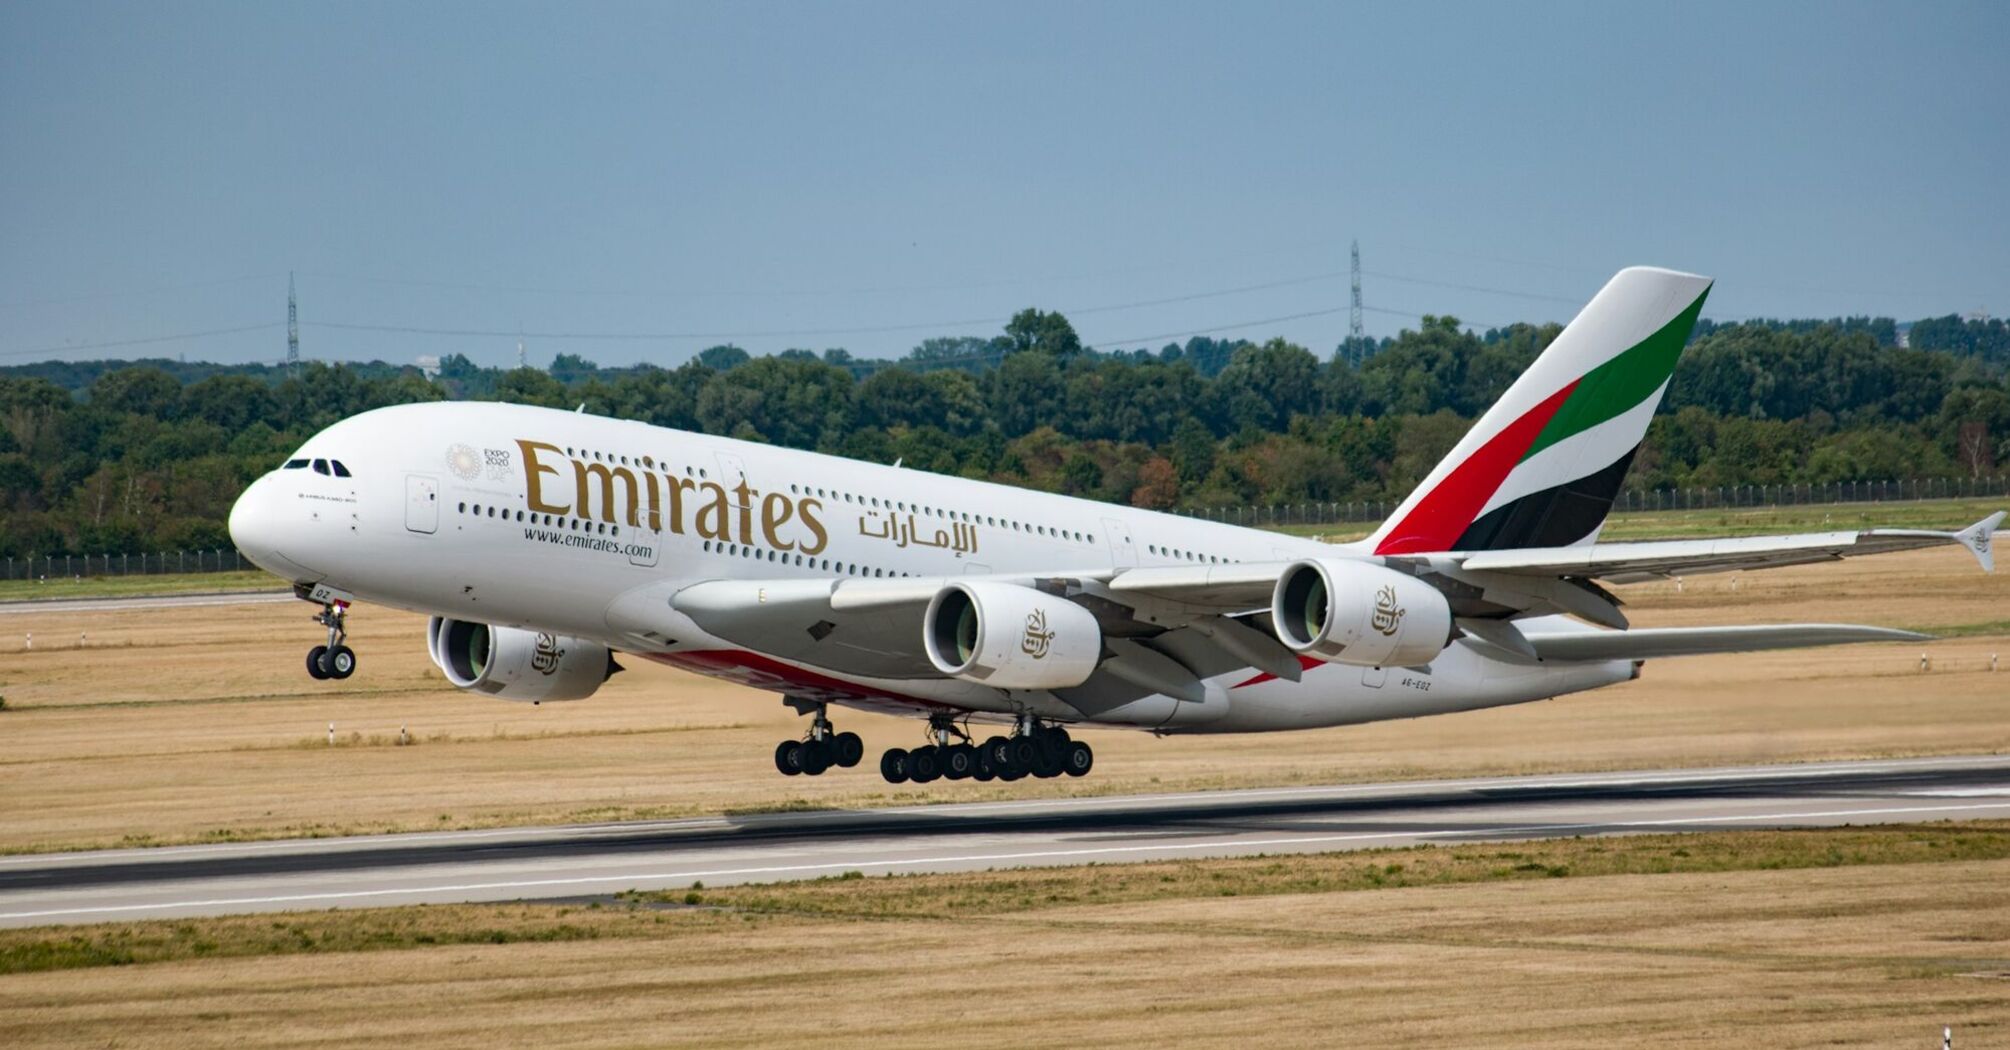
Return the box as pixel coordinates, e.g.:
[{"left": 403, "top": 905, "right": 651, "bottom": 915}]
[
  {"left": 1270, "top": 559, "right": 1453, "bottom": 669},
  {"left": 923, "top": 581, "right": 1101, "bottom": 689},
  {"left": 426, "top": 616, "right": 619, "bottom": 703}
]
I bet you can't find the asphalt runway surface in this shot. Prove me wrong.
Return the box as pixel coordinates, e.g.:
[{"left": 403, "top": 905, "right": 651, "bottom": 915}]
[{"left": 3, "top": 755, "right": 2007, "bottom": 927}]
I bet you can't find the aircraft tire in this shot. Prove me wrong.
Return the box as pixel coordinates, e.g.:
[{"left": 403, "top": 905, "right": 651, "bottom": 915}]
[
  {"left": 801, "top": 739, "right": 833, "bottom": 776},
  {"left": 879, "top": 748, "right": 910, "bottom": 784},
  {"left": 306, "top": 646, "right": 330, "bottom": 680},
  {"left": 325, "top": 645, "right": 356, "bottom": 680},
  {"left": 1063, "top": 740, "right": 1094, "bottom": 777},
  {"left": 943, "top": 744, "right": 975, "bottom": 780},
  {"left": 834, "top": 732, "right": 865, "bottom": 768},
  {"left": 908, "top": 745, "right": 941, "bottom": 783},
  {"left": 775, "top": 740, "right": 805, "bottom": 776}
]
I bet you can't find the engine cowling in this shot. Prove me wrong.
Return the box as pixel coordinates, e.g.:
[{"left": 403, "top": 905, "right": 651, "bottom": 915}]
[
  {"left": 923, "top": 581, "right": 1101, "bottom": 689},
  {"left": 426, "top": 616, "right": 618, "bottom": 703},
  {"left": 1271, "top": 559, "right": 1453, "bottom": 669}
]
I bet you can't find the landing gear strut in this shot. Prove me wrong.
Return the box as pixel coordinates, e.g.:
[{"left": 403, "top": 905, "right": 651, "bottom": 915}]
[
  {"left": 305, "top": 600, "right": 356, "bottom": 680},
  {"left": 773, "top": 701, "right": 864, "bottom": 777},
  {"left": 881, "top": 714, "right": 1091, "bottom": 784}
]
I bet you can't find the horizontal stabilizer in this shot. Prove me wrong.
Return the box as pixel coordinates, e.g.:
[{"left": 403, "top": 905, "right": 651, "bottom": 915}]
[{"left": 1524, "top": 623, "right": 1928, "bottom": 663}]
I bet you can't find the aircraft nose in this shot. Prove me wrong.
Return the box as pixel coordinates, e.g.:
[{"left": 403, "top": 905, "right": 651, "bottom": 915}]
[{"left": 230, "top": 474, "right": 321, "bottom": 581}]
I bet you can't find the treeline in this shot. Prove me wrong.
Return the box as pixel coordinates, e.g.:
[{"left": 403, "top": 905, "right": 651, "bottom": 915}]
[{"left": 2, "top": 308, "right": 2007, "bottom": 559}]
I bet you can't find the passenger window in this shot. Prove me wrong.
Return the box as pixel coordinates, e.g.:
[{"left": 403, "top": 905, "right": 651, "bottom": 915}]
[
  {"left": 311, "top": 459, "right": 330, "bottom": 475},
  {"left": 331, "top": 461, "right": 352, "bottom": 478}
]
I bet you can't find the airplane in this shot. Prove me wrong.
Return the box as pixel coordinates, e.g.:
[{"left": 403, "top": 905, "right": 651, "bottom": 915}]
[{"left": 227, "top": 267, "right": 2002, "bottom": 785}]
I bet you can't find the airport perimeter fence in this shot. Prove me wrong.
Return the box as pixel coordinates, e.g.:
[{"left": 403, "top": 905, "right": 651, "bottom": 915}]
[
  {"left": 3, "top": 548, "right": 247, "bottom": 582},
  {"left": 1172, "top": 474, "right": 2010, "bottom": 529}
]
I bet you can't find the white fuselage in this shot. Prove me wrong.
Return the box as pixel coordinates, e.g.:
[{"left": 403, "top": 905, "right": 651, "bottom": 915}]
[{"left": 228, "top": 402, "right": 1633, "bottom": 733}]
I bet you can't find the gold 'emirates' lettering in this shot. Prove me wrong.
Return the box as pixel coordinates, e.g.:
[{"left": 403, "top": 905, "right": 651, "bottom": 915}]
[{"left": 516, "top": 438, "right": 827, "bottom": 555}]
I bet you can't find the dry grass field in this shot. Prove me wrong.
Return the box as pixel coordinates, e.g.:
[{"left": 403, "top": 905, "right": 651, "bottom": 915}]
[
  {"left": 1, "top": 824, "right": 2006, "bottom": 1048},
  {"left": 0, "top": 545, "right": 2005, "bottom": 854}
]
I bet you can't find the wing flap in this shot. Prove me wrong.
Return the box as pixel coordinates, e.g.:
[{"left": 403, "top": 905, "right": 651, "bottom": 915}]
[{"left": 1526, "top": 623, "right": 1929, "bottom": 663}]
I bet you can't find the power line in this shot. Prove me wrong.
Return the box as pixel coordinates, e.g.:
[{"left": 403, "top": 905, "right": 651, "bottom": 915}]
[{"left": 0, "top": 321, "right": 285, "bottom": 360}]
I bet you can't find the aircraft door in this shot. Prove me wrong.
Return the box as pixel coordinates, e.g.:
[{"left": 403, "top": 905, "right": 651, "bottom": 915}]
[
  {"left": 404, "top": 474, "right": 439, "bottom": 534},
  {"left": 1101, "top": 518, "right": 1137, "bottom": 567}
]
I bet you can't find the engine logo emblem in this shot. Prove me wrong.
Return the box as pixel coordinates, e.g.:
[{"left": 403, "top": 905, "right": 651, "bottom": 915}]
[
  {"left": 531, "top": 632, "right": 565, "bottom": 675},
  {"left": 1370, "top": 584, "right": 1405, "bottom": 637},
  {"left": 446, "top": 443, "right": 483, "bottom": 481},
  {"left": 1021, "top": 609, "right": 1056, "bottom": 659}
]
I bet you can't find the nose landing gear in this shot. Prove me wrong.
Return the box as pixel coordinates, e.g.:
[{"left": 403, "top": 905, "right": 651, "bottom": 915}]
[{"left": 305, "top": 599, "right": 356, "bottom": 680}]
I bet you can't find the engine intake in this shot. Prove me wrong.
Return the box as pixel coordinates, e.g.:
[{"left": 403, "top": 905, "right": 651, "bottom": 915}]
[
  {"left": 1271, "top": 559, "right": 1453, "bottom": 669},
  {"left": 426, "top": 616, "right": 618, "bottom": 703},
  {"left": 923, "top": 581, "right": 1101, "bottom": 689}
]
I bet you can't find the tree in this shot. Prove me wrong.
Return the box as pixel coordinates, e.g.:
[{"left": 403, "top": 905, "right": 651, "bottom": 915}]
[{"left": 1003, "top": 309, "right": 1083, "bottom": 360}]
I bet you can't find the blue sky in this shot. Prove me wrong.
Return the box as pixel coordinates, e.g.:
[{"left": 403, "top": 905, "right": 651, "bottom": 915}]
[{"left": 2, "top": 1, "right": 2005, "bottom": 368}]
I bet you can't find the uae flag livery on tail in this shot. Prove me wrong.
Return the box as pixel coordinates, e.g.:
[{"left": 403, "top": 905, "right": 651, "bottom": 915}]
[{"left": 1369, "top": 267, "right": 1712, "bottom": 556}]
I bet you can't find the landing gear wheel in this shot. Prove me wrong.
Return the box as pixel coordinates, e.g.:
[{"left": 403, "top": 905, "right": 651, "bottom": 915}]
[
  {"left": 908, "top": 745, "right": 942, "bottom": 783},
  {"left": 943, "top": 744, "right": 976, "bottom": 780},
  {"left": 834, "top": 732, "right": 864, "bottom": 768},
  {"left": 880, "top": 748, "right": 910, "bottom": 784},
  {"left": 323, "top": 644, "right": 356, "bottom": 680},
  {"left": 972, "top": 749, "right": 997, "bottom": 782},
  {"left": 1007, "top": 736, "right": 1039, "bottom": 769},
  {"left": 1063, "top": 740, "right": 1094, "bottom": 777},
  {"left": 306, "top": 645, "right": 331, "bottom": 680},
  {"left": 1032, "top": 748, "right": 1063, "bottom": 779},
  {"left": 775, "top": 740, "right": 805, "bottom": 776},
  {"left": 982, "top": 736, "right": 1011, "bottom": 769},
  {"left": 801, "top": 738, "right": 833, "bottom": 776}
]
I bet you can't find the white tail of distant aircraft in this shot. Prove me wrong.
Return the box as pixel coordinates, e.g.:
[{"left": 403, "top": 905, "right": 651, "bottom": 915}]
[{"left": 228, "top": 267, "right": 2001, "bottom": 784}]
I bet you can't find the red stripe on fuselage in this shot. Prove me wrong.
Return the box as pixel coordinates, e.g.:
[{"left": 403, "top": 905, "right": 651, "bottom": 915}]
[
  {"left": 1372, "top": 380, "right": 1579, "bottom": 555},
  {"left": 1231, "top": 653, "right": 1326, "bottom": 689},
  {"left": 643, "top": 649, "right": 956, "bottom": 711}
]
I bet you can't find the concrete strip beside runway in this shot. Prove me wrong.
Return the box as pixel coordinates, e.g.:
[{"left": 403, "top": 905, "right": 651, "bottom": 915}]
[{"left": 2, "top": 755, "right": 2006, "bottom": 927}]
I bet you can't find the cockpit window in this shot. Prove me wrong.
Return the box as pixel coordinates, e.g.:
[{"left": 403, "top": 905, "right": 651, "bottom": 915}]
[
  {"left": 331, "top": 460, "right": 352, "bottom": 478},
  {"left": 311, "top": 459, "right": 331, "bottom": 475},
  {"left": 283, "top": 459, "right": 309, "bottom": 470}
]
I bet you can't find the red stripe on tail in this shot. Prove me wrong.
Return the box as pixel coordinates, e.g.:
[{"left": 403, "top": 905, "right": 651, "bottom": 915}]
[{"left": 1373, "top": 380, "right": 1579, "bottom": 555}]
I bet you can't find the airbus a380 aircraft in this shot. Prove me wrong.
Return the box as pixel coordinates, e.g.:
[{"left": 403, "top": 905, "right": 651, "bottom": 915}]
[{"left": 228, "top": 267, "right": 2001, "bottom": 785}]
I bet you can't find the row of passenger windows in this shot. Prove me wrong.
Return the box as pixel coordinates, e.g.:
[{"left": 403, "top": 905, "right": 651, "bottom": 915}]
[
  {"left": 700, "top": 539, "right": 912, "bottom": 577},
  {"left": 282, "top": 458, "right": 352, "bottom": 477},
  {"left": 458, "top": 501, "right": 622, "bottom": 537},
  {"left": 1148, "top": 543, "right": 1234, "bottom": 564}
]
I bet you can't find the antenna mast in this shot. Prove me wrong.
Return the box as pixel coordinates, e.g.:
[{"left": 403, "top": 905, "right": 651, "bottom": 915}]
[
  {"left": 1348, "top": 240, "right": 1364, "bottom": 342},
  {"left": 286, "top": 272, "right": 300, "bottom": 374}
]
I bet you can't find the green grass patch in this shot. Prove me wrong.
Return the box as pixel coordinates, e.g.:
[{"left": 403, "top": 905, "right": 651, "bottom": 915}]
[
  {"left": 0, "top": 570, "right": 283, "bottom": 602},
  {"left": 4, "top": 820, "right": 2004, "bottom": 975}
]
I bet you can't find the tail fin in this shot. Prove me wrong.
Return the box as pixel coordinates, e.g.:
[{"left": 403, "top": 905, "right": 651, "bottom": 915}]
[{"left": 1368, "top": 266, "right": 1712, "bottom": 555}]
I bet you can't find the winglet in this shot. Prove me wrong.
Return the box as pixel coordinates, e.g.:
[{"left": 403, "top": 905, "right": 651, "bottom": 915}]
[{"left": 1955, "top": 511, "right": 2003, "bottom": 573}]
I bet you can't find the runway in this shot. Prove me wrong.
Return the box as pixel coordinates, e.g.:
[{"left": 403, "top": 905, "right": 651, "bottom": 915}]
[{"left": 3, "top": 755, "right": 2007, "bottom": 927}]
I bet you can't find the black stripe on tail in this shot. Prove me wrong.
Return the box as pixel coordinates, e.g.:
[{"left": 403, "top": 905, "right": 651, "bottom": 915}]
[{"left": 1452, "top": 448, "right": 1637, "bottom": 552}]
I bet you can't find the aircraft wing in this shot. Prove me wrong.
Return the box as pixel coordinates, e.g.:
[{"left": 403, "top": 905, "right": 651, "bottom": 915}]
[
  {"left": 1452, "top": 512, "right": 2001, "bottom": 584},
  {"left": 1519, "top": 622, "right": 1929, "bottom": 663}
]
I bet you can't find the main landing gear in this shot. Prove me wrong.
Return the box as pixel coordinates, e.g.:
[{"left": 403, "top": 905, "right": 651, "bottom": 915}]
[
  {"left": 305, "top": 599, "right": 356, "bottom": 680},
  {"left": 880, "top": 714, "right": 1092, "bottom": 785},
  {"left": 773, "top": 702, "right": 865, "bottom": 777}
]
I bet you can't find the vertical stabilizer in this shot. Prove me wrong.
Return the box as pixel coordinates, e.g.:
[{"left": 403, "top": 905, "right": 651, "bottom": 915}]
[{"left": 1368, "top": 266, "right": 1711, "bottom": 555}]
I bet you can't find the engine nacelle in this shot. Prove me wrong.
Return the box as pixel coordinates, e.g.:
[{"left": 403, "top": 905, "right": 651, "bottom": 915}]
[
  {"left": 923, "top": 581, "right": 1101, "bottom": 689},
  {"left": 426, "top": 616, "right": 618, "bottom": 703},
  {"left": 1271, "top": 559, "right": 1453, "bottom": 669}
]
